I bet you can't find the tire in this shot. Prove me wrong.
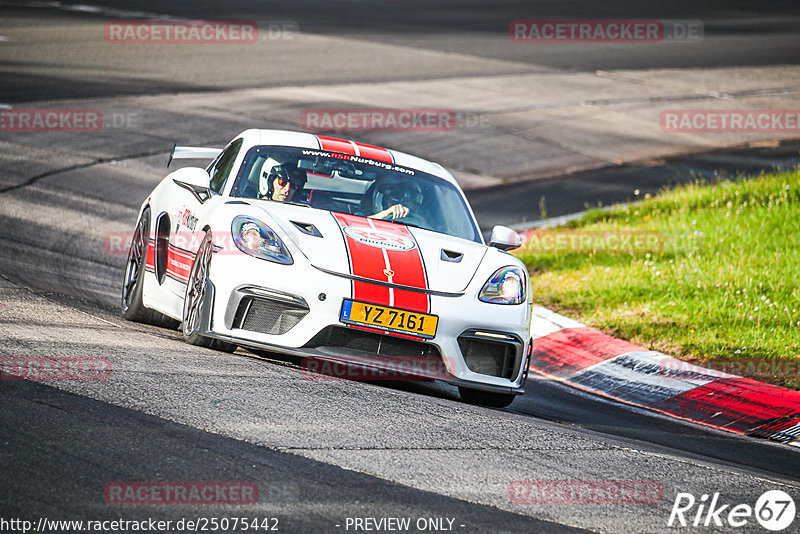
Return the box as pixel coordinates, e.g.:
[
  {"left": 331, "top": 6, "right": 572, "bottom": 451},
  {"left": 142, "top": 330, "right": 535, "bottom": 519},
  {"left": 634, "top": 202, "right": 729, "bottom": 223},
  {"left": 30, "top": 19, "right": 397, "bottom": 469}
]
[
  {"left": 182, "top": 231, "right": 237, "bottom": 353},
  {"left": 458, "top": 387, "right": 515, "bottom": 408},
  {"left": 121, "top": 208, "right": 179, "bottom": 329}
]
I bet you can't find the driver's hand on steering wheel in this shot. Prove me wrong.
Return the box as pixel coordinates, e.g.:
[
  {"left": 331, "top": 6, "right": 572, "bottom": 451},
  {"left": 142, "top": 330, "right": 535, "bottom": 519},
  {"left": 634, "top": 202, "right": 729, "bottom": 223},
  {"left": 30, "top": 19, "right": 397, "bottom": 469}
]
[{"left": 370, "top": 203, "right": 409, "bottom": 220}]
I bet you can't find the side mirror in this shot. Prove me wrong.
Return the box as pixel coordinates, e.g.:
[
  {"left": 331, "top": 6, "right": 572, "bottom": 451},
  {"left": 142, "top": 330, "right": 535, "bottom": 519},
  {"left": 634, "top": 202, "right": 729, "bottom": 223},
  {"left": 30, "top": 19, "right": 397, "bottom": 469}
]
[
  {"left": 488, "top": 225, "right": 522, "bottom": 251},
  {"left": 172, "top": 167, "right": 212, "bottom": 203}
]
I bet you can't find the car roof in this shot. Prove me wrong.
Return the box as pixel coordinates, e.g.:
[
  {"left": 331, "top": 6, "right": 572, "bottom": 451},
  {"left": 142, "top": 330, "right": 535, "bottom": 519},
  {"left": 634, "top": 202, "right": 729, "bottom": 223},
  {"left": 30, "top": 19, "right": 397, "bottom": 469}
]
[{"left": 232, "top": 129, "right": 458, "bottom": 186}]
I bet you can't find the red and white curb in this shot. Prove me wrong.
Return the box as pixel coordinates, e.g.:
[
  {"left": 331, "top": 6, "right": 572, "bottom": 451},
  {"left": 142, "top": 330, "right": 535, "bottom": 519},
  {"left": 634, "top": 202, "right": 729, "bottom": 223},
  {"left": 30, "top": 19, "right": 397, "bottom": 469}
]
[{"left": 528, "top": 305, "right": 800, "bottom": 447}]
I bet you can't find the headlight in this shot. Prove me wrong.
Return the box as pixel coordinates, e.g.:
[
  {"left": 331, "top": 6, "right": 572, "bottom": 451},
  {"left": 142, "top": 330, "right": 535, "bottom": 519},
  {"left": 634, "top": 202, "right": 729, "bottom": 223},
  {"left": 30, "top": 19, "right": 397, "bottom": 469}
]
[
  {"left": 479, "top": 266, "right": 526, "bottom": 305},
  {"left": 231, "top": 216, "right": 292, "bottom": 265}
]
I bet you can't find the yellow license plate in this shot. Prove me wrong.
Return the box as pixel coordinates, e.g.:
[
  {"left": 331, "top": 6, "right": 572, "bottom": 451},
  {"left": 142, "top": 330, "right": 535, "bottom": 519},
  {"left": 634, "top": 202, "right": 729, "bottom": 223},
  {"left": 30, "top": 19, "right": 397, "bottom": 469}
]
[{"left": 340, "top": 299, "right": 438, "bottom": 339}]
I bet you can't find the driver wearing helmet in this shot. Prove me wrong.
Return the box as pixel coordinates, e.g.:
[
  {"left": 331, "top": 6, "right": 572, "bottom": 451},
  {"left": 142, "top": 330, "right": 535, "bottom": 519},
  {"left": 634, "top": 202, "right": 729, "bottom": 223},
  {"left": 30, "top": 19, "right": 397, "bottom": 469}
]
[
  {"left": 258, "top": 158, "right": 307, "bottom": 203},
  {"left": 371, "top": 203, "right": 409, "bottom": 220},
  {"left": 368, "top": 179, "right": 422, "bottom": 220}
]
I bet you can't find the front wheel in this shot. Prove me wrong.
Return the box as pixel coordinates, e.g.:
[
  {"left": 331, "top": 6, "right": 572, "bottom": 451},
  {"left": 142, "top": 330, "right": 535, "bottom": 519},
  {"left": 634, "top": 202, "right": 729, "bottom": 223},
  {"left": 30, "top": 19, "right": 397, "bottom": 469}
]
[
  {"left": 458, "top": 387, "right": 515, "bottom": 408},
  {"left": 121, "top": 208, "right": 179, "bottom": 329},
  {"left": 182, "top": 231, "right": 236, "bottom": 353}
]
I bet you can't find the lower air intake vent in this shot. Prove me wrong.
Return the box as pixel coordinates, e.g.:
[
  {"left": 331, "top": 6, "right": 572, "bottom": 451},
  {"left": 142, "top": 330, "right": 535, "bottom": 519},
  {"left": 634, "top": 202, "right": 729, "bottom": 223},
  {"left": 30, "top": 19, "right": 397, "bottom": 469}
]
[
  {"left": 303, "top": 327, "right": 448, "bottom": 380},
  {"left": 306, "top": 327, "right": 440, "bottom": 358},
  {"left": 234, "top": 297, "right": 308, "bottom": 335},
  {"left": 457, "top": 333, "right": 519, "bottom": 379}
]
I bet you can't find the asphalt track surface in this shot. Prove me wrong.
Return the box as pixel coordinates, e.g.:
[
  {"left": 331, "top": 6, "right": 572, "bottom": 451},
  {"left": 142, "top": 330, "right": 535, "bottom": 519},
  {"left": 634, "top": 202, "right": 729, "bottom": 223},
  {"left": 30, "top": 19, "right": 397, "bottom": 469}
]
[
  {"left": 3, "top": 0, "right": 800, "bottom": 103},
  {"left": 2, "top": 2, "right": 800, "bottom": 533}
]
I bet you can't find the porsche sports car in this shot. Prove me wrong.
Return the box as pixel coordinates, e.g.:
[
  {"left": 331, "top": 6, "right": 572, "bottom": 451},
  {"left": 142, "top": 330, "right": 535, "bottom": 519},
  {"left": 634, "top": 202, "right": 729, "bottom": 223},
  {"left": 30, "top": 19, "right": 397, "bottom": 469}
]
[{"left": 122, "top": 129, "right": 532, "bottom": 407}]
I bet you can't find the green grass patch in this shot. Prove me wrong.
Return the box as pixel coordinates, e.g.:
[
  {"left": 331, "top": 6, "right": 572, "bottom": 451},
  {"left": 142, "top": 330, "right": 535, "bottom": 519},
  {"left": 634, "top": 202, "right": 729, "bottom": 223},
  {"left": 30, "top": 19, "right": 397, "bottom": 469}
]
[{"left": 515, "top": 168, "right": 800, "bottom": 389}]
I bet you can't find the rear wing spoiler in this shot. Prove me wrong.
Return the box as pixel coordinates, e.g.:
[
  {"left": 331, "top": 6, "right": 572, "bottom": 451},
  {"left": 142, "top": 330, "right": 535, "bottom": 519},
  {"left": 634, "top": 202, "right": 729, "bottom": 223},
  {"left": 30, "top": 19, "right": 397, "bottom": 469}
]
[{"left": 167, "top": 145, "right": 223, "bottom": 167}]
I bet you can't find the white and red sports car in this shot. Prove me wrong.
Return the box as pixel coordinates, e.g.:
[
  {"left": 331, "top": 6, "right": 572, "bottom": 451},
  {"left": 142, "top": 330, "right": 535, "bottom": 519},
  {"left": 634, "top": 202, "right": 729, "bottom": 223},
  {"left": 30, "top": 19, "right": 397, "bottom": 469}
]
[{"left": 122, "top": 129, "right": 532, "bottom": 407}]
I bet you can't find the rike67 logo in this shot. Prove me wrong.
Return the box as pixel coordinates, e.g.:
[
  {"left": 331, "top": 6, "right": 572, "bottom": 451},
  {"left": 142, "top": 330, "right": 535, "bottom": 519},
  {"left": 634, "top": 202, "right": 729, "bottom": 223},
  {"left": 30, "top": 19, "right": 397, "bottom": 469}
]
[{"left": 668, "top": 490, "right": 795, "bottom": 531}]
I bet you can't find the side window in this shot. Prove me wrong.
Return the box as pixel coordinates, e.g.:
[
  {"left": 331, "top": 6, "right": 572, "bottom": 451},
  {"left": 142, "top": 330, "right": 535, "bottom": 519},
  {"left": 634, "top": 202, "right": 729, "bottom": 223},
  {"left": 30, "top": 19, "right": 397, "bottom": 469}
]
[{"left": 208, "top": 138, "right": 243, "bottom": 193}]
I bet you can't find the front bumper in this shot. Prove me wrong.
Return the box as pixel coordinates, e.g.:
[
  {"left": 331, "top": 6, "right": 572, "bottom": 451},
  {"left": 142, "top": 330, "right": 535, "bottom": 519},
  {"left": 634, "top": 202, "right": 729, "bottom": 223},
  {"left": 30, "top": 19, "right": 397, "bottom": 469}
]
[{"left": 198, "top": 253, "right": 531, "bottom": 394}]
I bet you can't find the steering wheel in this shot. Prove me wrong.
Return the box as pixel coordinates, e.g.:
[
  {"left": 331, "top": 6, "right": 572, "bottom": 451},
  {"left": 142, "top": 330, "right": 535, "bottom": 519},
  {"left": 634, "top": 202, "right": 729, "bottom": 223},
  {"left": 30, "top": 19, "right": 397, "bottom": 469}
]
[{"left": 388, "top": 210, "right": 427, "bottom": 228}]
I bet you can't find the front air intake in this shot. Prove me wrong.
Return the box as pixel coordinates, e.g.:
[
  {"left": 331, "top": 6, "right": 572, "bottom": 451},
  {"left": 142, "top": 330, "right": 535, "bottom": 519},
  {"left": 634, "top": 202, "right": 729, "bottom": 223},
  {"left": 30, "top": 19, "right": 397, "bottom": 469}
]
[
  {"left": 233, "top": 296, "right": 308, "bottom": 335},
  {"left": 457, "top": 331, "right": 521, "bottom": 379}
]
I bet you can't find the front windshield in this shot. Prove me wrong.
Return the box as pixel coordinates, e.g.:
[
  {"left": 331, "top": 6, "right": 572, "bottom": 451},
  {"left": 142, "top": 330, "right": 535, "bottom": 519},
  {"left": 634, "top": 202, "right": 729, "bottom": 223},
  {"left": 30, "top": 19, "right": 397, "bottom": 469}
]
[{"left": 229, "top": 145, "right": 481, "bottom": 243}]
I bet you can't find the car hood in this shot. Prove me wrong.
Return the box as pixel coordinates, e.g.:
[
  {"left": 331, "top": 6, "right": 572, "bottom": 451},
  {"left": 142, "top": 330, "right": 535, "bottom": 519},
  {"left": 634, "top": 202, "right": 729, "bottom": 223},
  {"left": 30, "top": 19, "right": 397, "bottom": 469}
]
[{"left": 255, "top": 203, "right": 486, "bottom": 294}]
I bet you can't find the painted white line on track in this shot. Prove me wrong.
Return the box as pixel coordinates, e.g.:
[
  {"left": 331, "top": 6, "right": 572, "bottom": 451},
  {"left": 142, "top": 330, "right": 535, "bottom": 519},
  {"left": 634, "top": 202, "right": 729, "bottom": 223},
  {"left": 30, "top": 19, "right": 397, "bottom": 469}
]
[
  {"left": 62, "top": 3, "right": 182, "bottom": 20},
  {"left": 15, "top": 2, "right": 186, "bottom": 21}
]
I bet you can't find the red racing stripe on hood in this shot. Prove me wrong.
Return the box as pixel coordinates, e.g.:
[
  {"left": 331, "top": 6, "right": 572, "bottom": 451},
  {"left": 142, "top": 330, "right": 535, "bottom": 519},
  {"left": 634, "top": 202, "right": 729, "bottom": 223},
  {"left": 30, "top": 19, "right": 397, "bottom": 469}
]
[
  {"left": 385, "top": 244, "right": 429, "bottom": 312},
  {"left": 333, "top": 213, "right": 429, "bottom": 313}
]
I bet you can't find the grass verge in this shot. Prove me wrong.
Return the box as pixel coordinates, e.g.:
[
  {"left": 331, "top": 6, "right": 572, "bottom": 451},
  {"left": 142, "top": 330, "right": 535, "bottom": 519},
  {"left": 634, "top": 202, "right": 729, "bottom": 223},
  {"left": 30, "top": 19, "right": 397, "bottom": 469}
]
[{"left": 514, "top": 168, "right": 800, "bottom": 389}]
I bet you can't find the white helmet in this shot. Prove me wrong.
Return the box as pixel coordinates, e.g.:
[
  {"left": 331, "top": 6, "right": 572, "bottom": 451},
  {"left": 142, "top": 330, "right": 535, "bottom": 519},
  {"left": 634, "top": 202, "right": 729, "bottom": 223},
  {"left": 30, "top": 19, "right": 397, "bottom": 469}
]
[{"left": 257, "top": 157, "right": 284, "bottom": 198}]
